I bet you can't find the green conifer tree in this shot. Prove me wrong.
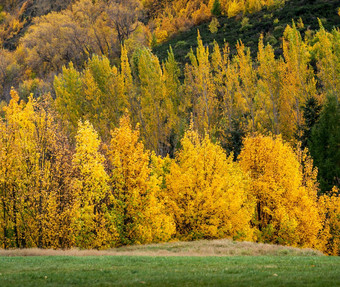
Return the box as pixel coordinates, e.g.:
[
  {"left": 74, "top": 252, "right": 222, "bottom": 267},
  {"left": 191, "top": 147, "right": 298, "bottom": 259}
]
[{"left": 309, "top": 95, "right": 340, "bottom": 193}]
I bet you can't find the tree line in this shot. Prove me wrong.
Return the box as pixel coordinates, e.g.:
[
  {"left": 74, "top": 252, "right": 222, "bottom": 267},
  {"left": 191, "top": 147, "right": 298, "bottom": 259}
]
[
  {"left": 0, "top": 20, "right": 339, "bottom": 254},
  {"left": 0, "top": 90, "right": 339, "bottom": 254},
  {"left": 54, "top": 22, "right": 340, "bottom": 193}
]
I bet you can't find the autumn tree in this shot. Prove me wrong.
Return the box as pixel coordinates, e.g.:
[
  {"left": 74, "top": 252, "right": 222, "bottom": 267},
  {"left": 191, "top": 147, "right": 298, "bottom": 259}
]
[
  {"left": 118, "top": 45, "right": 136, "bottom": 121},
  {"left": 312, "top": 23, "right": 340, "bottom": 102},
  {"left": 166, "top": 125, "right": 254, "bottom": 240},
  {"left": 82, "top": 54, "right": 125, "bottom": 139},
  {"left": 73, "top": 120, "right": 117, "bottom": 248},
  {"left": 0, "top": 90, "right": 25, "bottom": 248},
  {"left": 0, "top": 90, "right": 76, "bottom": 248},
  {"left": 106, "top": 0, "right": 142, "bottom": 44},
  {"left": 20, "top": 0, "right": 143, "bottom": 77},
  {"left": 136, "top": 48, "right": 177, "bottom": 155},
  {"left": 54, "top": 62, "right": 85, "bottom": 135},
  {"left": 21, "top": 11, "right": 89, "bottom": 75},
  {"left": 161, "top": 46, "right": 184, "bottom": 155},
  {"left": 318, "top": 187, "right": 340, "bottom": 255},
  {"left": 71, "top": 0, "right": 118, "bottom": 59},
  {"left": 239, "top": 135, "right": 322, "bottom": 248},
  {"left": 234, "top": 41, "right": 258, "bottom": 134},
  {"left": 185, "top": 31, "right": 218, "bottom": 136},
  {"left": 211, "top": 41, "right": 246, "bottom": 157},
  {"left": 257, "top": 35, "right": 283, "bottom": 135},
  {"left": 55, "top": 54, "right": 126, "bottom": 139},
  {"left": 281, "top": 23, "right": 317, "bottom": 140},
  {"left": 108, "top": 115, "right": 175, "bottom": 245}
]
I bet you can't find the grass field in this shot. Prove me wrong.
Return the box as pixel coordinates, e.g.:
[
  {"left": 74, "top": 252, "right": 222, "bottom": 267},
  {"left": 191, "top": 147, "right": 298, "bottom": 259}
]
[
  {"left": 1, "top": 239, "right": 339, "bottom": 286},
  {"left": 1, "top": 255, "right": 340, "bottom": 286}
]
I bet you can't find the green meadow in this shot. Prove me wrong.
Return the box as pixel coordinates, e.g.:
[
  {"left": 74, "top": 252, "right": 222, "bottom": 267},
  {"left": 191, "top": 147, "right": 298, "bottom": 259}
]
[{"left": 1, "top": 255, "right": 340, "bottom": 287}]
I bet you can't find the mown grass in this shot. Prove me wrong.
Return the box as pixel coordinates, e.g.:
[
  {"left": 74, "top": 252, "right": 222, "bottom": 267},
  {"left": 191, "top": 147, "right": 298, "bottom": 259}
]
[{"left": 1, "top": 255, "right": 340, "bottom": 286}]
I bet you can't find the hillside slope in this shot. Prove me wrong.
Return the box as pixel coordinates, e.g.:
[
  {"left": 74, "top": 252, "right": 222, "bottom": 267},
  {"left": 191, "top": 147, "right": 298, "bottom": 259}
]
[
  {"left": 153, "top": 0, "right": 340, "bottom": 63},
  {"left": 1, "top": 0, "right": 73, "bottom": 50}
]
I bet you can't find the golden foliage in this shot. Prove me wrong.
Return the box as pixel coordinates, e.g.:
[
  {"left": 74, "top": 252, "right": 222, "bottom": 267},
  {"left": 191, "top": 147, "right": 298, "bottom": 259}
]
[
  {"left": 108, "top": 115, "right": 175, "bottom": 245},
  {"left": 318, "top": 187, "right": 340, "bottom": 255},
  {"left": 0, "top": 90, "right": 76, "bottom": 248},
  {"left": 166, "top": 126, "right": 255, "bottom": 240},
  {"left": 1, "top": 18, "right": 340, "bottom": 254},
  {"left": 185, "top": 32, "right": 218, "bottom": 136},
  {"left": 239, "top": 135, "right": 322, "bottom": 248},
  {"left": 73, "top": 120, "right": 117, "bottom": 249}
]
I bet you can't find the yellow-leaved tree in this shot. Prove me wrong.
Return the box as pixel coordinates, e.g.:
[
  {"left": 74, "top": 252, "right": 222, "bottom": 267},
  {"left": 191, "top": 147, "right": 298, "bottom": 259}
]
[
  {"left": 185, "top": 31, "right": 218, "bottom": 136},
  {"left": 281, "top": 23, "right": 317, "bottom": 139},
  {"left": 108, "top": 115, "right": 175, "bottom": 245},
  {"left": 239, "top": 135, "right": 322, "bottom": 248},
  {"left": 312, "top": 22, "right": 340, "bottom": 102},
  {"left": 73, "top": 120, "right": 117, "bottom": 249},
  {"left": 234, "top": 41, "right": 258, "bottom": 134},
  {"left": 137, "top": 48, "right": 175, "bottom": 156},
  {"left": 211, "top": 40, "right": 246, "bottom": 156},
  {"left": 257, "top": 35, "right": 283, "bottom": 135},
  {"left": 166, "top": 125, "right": 255, "bottom": 241},
  {"left": 318, "top": 187, "right": 340, "bottom": 255},
  {"left": 0, "top": 90, "right": 76, "bottom": 249}
]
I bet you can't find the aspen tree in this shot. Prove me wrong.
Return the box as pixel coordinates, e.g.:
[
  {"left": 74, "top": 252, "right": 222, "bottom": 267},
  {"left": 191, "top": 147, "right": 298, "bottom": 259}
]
[
  {"left": 211, "top": 41, "right": 245, "bottom": 156},
  {"left": 257, "top": 35, "right": 283, "bottom": 135},
  {"left": 54, "top": 62, "right": 85, "bottom": 135},
  {"left": 83, "top": 55, "right": 123, "bottom": 139},
  {"left": 318, "top": 187, "right": 340, "bottom": 255},
  {"left": 234, "top": 41, "right": 258, "bottom": 134},
  {"left": 73, "top": 120, "right": 117, "bottom": 248},
  {"left": 312, "top": 23, "right": 340, "bottom": 102},
  {"left": 185, "top": 31, "right": 218, "bottom": 136},
  {"left": 239, "top": 135, "right": 322, "bottom": 248},
  {"left": 281, "top": 23, "right": 317, "bottom": 139},
  {"left": 109, "top": 115, "right": 175, "bottom": 245},
  {"left": 137, "top": 48, "right": 173, "bottom": 155},
  {"left": 166, "top": 125, "right": 254, "bottom": 240},
  {"left": 162, "top": 46, "right": 184, "bottom": 155},
  {"left": 118, "top": 45, "right": 136, "bottom": 121},
  {"left": 0, "top": 91, "right": 76, "bottom": 248}
]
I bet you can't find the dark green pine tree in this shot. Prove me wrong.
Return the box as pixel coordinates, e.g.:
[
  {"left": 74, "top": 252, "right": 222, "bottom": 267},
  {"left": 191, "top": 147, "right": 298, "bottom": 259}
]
[
  {"left": 211, "top": 0, "right": 222, "bottom": 16},
  {"left": 309, "top": 95, "right": 340, "bottom": 194},
  {"left": 300, "top": 96, "right": 322, "bottom": 150}
]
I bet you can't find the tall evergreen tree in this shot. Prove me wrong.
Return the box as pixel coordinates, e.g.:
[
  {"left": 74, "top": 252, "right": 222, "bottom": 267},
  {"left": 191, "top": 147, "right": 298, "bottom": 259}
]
[
  {"left": 300, "top": 96, "right": 322, "bottom": 149},
  {"left": 211, "top": 0, "right": 222, "bottom": 16},
  {"left": 309, "top": 95, "right": 340, "bottom": 193}
]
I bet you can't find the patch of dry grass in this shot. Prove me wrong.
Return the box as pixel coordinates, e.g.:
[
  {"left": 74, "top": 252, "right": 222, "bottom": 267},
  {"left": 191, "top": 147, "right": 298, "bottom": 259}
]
[{"left": 0, "top": 238, "right": 323, "bottom": 257}]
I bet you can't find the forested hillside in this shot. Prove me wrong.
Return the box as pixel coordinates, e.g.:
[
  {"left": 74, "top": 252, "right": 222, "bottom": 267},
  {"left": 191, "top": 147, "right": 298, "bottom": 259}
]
[{"left": 0, "top": 0, "right": 339, "bottom": 254}]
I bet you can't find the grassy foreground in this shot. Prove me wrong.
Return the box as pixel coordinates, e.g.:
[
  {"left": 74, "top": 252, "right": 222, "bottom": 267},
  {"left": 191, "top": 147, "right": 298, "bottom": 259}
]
[{"left": 1, "top": 255, "right": 340, "bottom": 286}]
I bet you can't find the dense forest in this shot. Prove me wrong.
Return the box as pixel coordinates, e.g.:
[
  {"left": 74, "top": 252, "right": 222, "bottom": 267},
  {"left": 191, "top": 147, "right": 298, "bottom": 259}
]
[{"left": 0, "top": 0, "right": 339, "bottom": 255}]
